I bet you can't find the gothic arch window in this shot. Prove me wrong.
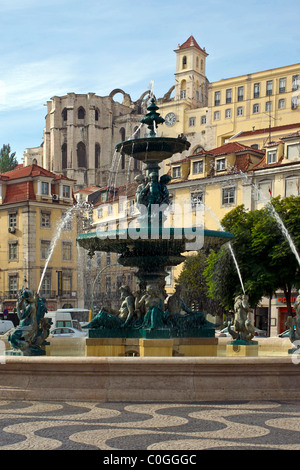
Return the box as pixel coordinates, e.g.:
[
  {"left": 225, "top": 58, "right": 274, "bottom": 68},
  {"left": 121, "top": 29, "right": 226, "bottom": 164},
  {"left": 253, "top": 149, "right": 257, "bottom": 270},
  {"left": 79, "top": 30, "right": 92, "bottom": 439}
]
[
  {"left": 62, "top": 143, "right": 67, "bottom": 169},
  {"left": 62, "top": 108, "right": 67, "bottom": 121},
  {"left": 120, "top": 127, "right": 126, "bottom": 141},
  {"left": 95, "top": 143, "right": 100, "bottom": 168},
  {"left": 95, "top": 109, "right": 99, "bottom": 121},
  {"left": 182, "top": 55, "right": 187, "bottom": 69},
  {"left": 77, "top": 141, "right": 87, "bottom": 168},
  {"left": 77, "top": 107, "right": 85, "bottom": 119}
]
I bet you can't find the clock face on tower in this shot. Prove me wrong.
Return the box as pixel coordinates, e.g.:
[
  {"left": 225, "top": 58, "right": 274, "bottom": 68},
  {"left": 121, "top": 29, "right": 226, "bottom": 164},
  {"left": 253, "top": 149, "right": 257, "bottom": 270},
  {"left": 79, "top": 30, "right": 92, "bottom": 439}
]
[{"left": 164, "top": 112, "right": 177, "bottom": 126}]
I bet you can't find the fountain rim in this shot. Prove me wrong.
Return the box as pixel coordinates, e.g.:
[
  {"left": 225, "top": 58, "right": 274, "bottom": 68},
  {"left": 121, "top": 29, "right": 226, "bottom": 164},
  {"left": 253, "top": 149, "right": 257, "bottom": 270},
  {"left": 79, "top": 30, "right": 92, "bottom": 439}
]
[
  {"left": 76, "top": 227, "right": 234, "bottom": 251},
  {"left": 115, "top": 135, "right": 191, "bottom": 160}
]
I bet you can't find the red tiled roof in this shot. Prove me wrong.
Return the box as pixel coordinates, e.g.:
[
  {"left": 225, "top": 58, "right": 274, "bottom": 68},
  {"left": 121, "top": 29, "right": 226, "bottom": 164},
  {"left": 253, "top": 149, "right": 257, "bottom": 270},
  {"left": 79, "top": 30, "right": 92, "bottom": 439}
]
[
  {"left": 1, "top": 164, "right": 72, "bottom": 181},
  {"left": 251, "top": 154, "right": 285, "bottom": 170},
  {"left": 236, "top": 123, "right": 300, "bottom": 138},
  {"left": 3, "top": 181, "right": 36, "bottom": 204},
  {"left": 191, "top": 141, "right": 265, "bottom": 157},
  {"left": 177, "top": 36, "right": 208, "bottom": 55}
]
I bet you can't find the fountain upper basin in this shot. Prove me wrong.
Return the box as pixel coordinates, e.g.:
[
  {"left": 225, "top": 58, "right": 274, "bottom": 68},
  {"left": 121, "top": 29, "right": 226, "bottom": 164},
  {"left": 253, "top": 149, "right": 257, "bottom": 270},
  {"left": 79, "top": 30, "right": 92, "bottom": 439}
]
[
  {"left": 115, "top": 136, "right": 191, "bottom": 162},
  {"left": 76, "top": 227, "right": 234, "bottom": 255}
]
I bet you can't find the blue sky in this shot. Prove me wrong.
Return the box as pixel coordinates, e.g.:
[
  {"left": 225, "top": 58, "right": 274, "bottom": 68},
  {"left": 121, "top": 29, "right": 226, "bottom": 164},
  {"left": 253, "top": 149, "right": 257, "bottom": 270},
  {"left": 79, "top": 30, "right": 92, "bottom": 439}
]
[{"left": 0, "top": 0, "right": 300, "bottom": 162}]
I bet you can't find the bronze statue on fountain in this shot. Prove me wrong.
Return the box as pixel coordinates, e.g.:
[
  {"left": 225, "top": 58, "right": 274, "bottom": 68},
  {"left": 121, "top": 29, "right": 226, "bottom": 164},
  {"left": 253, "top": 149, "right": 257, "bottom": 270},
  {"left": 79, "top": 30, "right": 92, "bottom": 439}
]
[{"left": 77, "top": 99, "right": 234, "bottom": 339}]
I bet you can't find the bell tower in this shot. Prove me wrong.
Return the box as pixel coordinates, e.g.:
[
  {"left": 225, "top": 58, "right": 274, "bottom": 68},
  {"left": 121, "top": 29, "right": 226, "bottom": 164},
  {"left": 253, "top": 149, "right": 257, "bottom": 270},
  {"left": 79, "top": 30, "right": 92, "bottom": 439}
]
[{"left": 174, "top": 35, "right": 208, "bottom": 107}]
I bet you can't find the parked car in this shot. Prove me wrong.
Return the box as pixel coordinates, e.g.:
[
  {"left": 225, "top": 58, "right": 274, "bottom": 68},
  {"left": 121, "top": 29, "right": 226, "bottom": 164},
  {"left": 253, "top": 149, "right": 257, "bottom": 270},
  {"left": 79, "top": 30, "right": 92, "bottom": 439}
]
[
  {"left": 50, "top": 327, "right": 87, "bottom": 338},
  {"left": 0, "top": 320, "right": 14, "bottom": 335}
]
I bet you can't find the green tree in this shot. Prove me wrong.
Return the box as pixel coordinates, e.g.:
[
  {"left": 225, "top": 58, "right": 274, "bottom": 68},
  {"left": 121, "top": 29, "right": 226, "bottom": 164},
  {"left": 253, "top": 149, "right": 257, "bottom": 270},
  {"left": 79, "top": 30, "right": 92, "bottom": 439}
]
[
  {"left": 0, "top": 144, "right": 18, "bottom": 173},
  {"left": 176, "top": 250, "right": 223, "bottom": 317},
  {"left": 205, "top": 196, "right": 300, "bottom": 316}
]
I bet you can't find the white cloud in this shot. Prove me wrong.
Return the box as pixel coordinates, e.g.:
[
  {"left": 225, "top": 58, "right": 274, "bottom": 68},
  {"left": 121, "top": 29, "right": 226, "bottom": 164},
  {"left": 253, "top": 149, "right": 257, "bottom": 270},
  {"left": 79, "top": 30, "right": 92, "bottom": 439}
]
[{"left": 0, "top": 56, "right": 77, "bottom": 111}]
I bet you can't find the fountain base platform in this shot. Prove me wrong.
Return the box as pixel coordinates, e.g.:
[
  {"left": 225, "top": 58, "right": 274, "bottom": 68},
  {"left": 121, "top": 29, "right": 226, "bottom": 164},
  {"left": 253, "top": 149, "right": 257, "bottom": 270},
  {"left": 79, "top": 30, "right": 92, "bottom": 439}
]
[
  {"left": 0, "top": 356, "right": 299, "bottom": 402},
  {"left": 85, "top": 336, "right": 218, "bottom": 357}
]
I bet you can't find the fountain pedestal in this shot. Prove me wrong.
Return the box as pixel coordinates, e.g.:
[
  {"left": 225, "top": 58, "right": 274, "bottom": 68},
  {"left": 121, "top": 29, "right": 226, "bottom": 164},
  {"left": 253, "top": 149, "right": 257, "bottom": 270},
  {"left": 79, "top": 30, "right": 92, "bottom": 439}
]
[
  {"left": 226, "top": 340, "right": 258, "bottom": 357},
  {"left": 84, "top": 336, "right": 218, "bottom": 357}
]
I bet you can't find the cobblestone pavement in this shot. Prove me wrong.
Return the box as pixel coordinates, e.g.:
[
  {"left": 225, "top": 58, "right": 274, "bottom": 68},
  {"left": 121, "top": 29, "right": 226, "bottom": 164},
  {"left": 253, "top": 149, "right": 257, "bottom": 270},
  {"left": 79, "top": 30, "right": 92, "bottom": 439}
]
[{"left": 0, "top": 400, "right": 299, "bottom": 451}]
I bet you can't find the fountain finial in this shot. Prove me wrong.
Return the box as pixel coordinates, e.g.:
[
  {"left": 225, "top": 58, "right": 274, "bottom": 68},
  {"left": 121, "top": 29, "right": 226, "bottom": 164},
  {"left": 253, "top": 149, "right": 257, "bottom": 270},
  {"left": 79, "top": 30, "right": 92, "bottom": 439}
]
[{"left": 141, "top": 98, "right": 165, "bottom": 136}]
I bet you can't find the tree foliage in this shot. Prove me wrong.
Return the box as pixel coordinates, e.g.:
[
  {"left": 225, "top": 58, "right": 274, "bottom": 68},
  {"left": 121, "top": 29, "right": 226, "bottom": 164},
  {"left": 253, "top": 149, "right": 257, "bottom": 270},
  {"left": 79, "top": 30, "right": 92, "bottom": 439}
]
[
  {"left": 176, "top": 250, "right": 223, "bottom": 317},
  {"left": 205, "top": 196, "right": 300, "bottom": 314},
  {"left": 0, "top": 144, "right": 18, "bottom": 173}
]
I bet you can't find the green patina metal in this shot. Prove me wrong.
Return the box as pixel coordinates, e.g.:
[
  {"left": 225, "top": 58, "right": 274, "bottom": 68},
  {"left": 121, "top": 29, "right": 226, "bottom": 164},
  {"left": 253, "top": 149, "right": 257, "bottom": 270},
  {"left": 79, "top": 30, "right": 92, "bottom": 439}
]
[{"left": 77, "top": 99, "right": 234, "bottom": 340}]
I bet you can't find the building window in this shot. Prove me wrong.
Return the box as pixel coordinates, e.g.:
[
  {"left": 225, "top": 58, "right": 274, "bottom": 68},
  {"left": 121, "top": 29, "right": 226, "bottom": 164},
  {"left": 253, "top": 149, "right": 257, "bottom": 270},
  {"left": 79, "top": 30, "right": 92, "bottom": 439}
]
[
  {"left": 62, "top": 108, "right": 67, "bottom": 121},
  {"left": 95, "top": 143, "right": 100, "bottom": 168},
  {"left": 8, "top": 212, "right": 17, "bottom": 228},
  {"left": 287, "top": 143, "right": 300, "bottom": 160},
  {"left": 120, "top": 128, "right": 126, "bottom": 141},
  {"left": 278, "top": 98, "right": 286, "bottom": 109},
  {"left": 62, "top": 212, "right": 72, "bottom": 231},
  {"left": 266, "top": 80, "right": 273, "bottom": 96},
  {"left": 62, "top": 275, "right": 72, "bottom": 296},
  {"left": 222, "top": 187, "right": 235, "bottom": 205},
  {"left": 214, "top": 91, "right": 221, "bottom": 106},
  {"left": 285, "top": 177, "right": 300, "bottom": 197},
  {"left": 62, "top": 242, "right": 72, "bottom": 261},
  {"left": 77, "top": 107, "right": 85, "bottom": 119},
  {"left": 41, "top": 182, "right": 49, "bottom": 195},
  {"left": 237, "top": 86, "right": 244, "bottom": 101},
  {"left": 182, "top": 56, "right": 187, "bottom": 69},
  {"left": 192, "top": 160, "right": 203, "bottom": 174},
  {"left": 8, "top": 241, "right": 18, "bottom": 261},
  {"left": 96, "top": 253, "right": 102, "bottom": 268},
  {"left": 40, "top": 275, "right": 51, "bottom": 297},
  {"left": 62, "top": 185, "right": 70, "bottom": 198},
  {"left": 267, "top": 150, "right": 277, "bottom": 164},
  {"left": 189, "top": 117, "right": 196, "bottom": 127},
  {"left": 266, "top": 101, "right": 272, "bottom": 112},
  {"left": 62, "top": 143, "right": 67, "bottom": 170},
  {"left": 279, "top": 78, "right": 286, "bottom": 93},
  {"left": 292, "top": 74, "right": 299, "bottom": 91},
  {"left": 180, "top": 90, "right": 186, "bottom": 99},
  {"left": 41, "top": 211, "right": 51, "bottom": 228},
  {"left": 214, "top": 111, "right": 220, "bottom": 121},
  {"left": 106, "top": 252, "right": 111, "bottom": 266},
  {"left": 191, "top": 192, "right": 204, "bottom": 208},
  {"left": 41, "top": 240, "right": 51, "bottom": 260},
  {"left": 257, "top": 181, "right": 272, "bottom": 201},
  {"left": 9, "top": 275, "right": 18, "bottom": 296},
  {"left": 225, "top": 108, "right": 232, "bottom": 119},
  {"left": 77, "top": 142, "right": 87, "bottom": 168},
  {"left": 226, "top": 88, "right": 232, "bottom": 104},
  {"left": 201, "top": 115, "right": 206, "bottom": 125},
  {"left": 237, "top": 106, "right": 243, "bottom": 116},
  {"left": 95, "top": 109, "right": 99, "bottom": 121},
  {"left": 253, "top": 83, "right": 260, "bottom": 98},
  {"left": 253, "top": 103, "right": 259, "bottom": 114},
  {"left": 216, "top": 158, "right": 226, "bottom": 172},
  {"left": 291, "top": 96, "right": 298, "bottom": 109},
  {"left": 172, "top": 166, "right": 181, "bottom": 178}
]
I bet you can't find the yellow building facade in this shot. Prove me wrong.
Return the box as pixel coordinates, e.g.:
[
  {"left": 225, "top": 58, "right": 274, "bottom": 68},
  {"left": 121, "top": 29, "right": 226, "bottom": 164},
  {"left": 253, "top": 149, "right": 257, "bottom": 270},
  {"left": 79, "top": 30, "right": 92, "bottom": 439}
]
[
  {"left": 157, "top": 36, "right": 300, "bottom": 174},
  {"left": 0, "top": 164, "right": 79, "bottom": 313}
]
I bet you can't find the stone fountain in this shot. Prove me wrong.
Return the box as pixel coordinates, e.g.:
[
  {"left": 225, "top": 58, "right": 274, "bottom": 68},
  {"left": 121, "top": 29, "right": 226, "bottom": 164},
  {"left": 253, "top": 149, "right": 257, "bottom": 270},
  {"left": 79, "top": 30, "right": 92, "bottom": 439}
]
[{"left": 76, "top": 99, "right": 234, "bottom": 356}]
